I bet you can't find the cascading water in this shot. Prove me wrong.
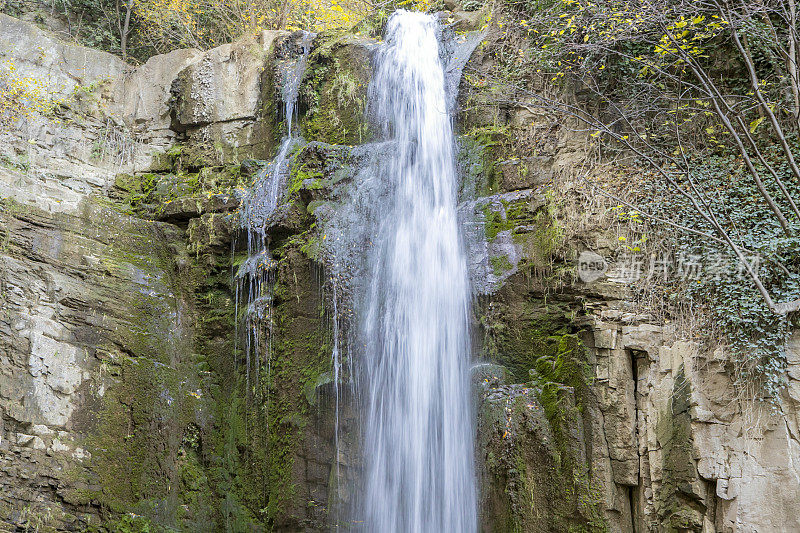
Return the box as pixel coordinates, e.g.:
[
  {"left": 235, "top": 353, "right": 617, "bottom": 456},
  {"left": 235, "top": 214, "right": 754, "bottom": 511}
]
[
  {"left": 237, "top": 32, "right": 313, "bottom": 388},
  {"left": 359, "top": 11, "right": 477, "bottom": 531}
]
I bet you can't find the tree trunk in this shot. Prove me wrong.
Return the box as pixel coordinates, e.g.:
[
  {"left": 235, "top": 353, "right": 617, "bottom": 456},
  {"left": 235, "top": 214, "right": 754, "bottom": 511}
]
[{"left": 121, "top": 0, "right": 133, "bottom": 60}]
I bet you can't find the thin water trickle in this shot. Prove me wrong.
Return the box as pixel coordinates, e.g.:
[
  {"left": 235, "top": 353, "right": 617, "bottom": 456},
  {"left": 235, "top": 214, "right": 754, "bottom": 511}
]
[
  {"left": 360, "top": 10, "right": 477, "bottom": 532},
  {"left": 236, "top": 32, "right": 314, "bottom": 391}
]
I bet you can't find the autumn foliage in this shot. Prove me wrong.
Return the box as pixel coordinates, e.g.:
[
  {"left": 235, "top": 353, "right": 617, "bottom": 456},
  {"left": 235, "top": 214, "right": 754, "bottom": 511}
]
[
  {"left": 0, "top": 59, "right": 64, "bottom": 130},
  {"left": 132, "top": 0, "right": 380, "bottom": 54}
]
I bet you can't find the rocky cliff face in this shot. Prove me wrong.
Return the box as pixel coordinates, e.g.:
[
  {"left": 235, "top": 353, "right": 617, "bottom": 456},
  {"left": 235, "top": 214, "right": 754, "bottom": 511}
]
[
  {"left": 0, "top": 10, "right": 798, "bottom": 533},
  {"left": 458, "top": 31, "right": 800, "bottom": 532},
  {"left": 0, "top": 15, "right": 328, "bottom": 530}
]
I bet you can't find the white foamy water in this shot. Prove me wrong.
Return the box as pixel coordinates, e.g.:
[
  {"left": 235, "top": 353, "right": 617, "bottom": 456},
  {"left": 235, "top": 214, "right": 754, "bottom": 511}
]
[{"left": 360, "top": 10, "right": 477, "bottom": 532}]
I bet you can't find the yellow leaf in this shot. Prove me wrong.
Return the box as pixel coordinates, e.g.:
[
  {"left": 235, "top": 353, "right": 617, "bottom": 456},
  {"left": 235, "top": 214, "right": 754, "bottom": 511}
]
[{"left": 749, "top": 116, "right": 765, "bottom": 133}]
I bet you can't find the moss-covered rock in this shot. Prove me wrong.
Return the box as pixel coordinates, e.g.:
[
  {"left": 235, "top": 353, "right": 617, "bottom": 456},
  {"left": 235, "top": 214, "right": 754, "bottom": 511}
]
[
  {"left": 476, "top": 370, "right": 607, "bottom": 532},
  {"left": 476, "top": 250, "right": 607, "bottom": 531},
  {"left": 260, "top": 244, "right": 332, "bottom": 527},
  {"left": 299, "top": 33, "right": 374, "bottom": 145}
]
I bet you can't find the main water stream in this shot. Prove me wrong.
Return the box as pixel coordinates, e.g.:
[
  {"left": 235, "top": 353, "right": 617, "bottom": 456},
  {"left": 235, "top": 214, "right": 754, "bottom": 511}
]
[
  {"left": 236, "top": 15, "right": 478, "bottom": 531},
  {"left": 359, "top": 11, "right": 477, "bottom": 532}
]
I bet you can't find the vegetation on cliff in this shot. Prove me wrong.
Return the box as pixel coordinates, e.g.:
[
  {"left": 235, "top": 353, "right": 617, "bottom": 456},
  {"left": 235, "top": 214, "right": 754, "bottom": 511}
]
[{"left": 461, "top": 0, "right": 800, "bottom": 398}]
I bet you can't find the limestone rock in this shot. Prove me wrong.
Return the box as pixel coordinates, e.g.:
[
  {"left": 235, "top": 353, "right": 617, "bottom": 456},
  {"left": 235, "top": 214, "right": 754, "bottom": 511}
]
[
  {"left": 171, "top": 37, "right": 273, "bottom": 126},
  {"left": 0, "top": 13, "right": 127, "bottom": 102},
  {"left": 118, "top": 48, "right": 204, "bottom": 130}
]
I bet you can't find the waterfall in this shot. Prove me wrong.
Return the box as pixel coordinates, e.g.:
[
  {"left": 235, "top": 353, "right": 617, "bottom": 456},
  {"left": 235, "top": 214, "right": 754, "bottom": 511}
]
[{"left": 359, "top": 10, "right": 477, "bottom": 532}]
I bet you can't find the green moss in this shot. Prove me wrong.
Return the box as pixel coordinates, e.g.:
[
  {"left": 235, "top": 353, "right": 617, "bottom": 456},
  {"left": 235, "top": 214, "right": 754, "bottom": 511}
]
[
  {"left": 289, "top": 163, "right": 324, "bottom": 196},
  {"left": 187, "top": 213, "right": 232, "bottom": 256},
  {"left": 480, "top": 279, "right": 608, "bottom": 531},
  {"left": 490, "top": 254, "right": 514, "bottom": 276},
  {"left": 100, "top": 512, "right": 163, "bottom": 533},
  {"left": 111, "top": 159, "right": 244, "bottom": 220},
  {"left": 481, "top": 196, "right": 539, "bottom": 242},
  {"left": 483, "top": 298, "right": 571, "bottom": 382},
  {"left": 113, "top": 172, "right": 158, "bottom": 214},
  {"left": 480, "top": 191, "right": 567, "bottom": 288},
  {"left": 528, "top": 335, "right": 590, "bottom": 471},
  {"left": 459, "top": 122, "right": 518, "bottom": 195},
  {"left": 287, "top": 142, "right": 351, "bottom": 205},
  {"left": 151, "top": 144, "right": 188, "bottom": 172},
  {"left": 27, "top": 150, "right": 283, "bottom": 530},
  {"left": 260, "top": 244, "right": 332, "bottom": 524},
  {"left": 299, "top": 231, "right": 324, "bottom": 261},
  {"left": 75, "top": 210, "right": 201, "bottom": 524},
  {"left": 89, "top": 356, "right": 196, "bottom": 512},
  {"left": 483, "top": 204, "right": 511, "bottom": 241},
  {"left": 458, "top": 132, "right": 503, "bottom": 198},
  {"left": 300, "top": 34, "right": 372, "bottom": 145},
  {"left": 522, "top": 337, "right": 606, "bottom": 532},
  {"left": 192, "top": 205, "right": 332, "bottom": 527},
  {"left": 59, "top": 199, "right": 237, "bottom": 529}
]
